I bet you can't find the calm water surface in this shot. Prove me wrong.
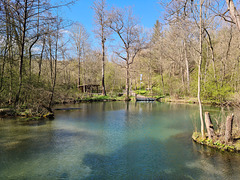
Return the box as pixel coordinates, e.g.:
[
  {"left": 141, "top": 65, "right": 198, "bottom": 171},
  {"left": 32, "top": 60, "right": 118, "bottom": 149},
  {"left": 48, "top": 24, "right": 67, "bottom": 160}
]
[{"left": 1, "top": 102, "right": 240, "bottom": 180}]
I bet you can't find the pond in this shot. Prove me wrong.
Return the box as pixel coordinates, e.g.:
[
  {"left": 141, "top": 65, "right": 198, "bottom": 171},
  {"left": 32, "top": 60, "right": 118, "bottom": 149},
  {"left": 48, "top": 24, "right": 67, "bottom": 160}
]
[{"left": 1, "top": 102, "right": 240, "bottom": 179}]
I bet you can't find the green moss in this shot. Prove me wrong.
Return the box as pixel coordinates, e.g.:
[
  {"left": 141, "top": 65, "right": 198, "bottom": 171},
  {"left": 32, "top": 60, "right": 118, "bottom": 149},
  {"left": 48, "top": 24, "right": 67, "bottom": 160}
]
[
  {"left": 192, "top": 132, "right": 240, "bottom": 153},
  {"left": 135, "top": 90, "right": 148, "bottom": 95},
  {"left": 23, "top": 116, "right": 42, "bottom": 121}
]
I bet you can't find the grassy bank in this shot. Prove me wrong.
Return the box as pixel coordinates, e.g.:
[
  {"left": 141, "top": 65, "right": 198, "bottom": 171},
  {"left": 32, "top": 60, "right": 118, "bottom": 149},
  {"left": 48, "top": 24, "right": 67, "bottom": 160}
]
[{"left": 161, "top": 96, "right": 236, "bottom": 106}]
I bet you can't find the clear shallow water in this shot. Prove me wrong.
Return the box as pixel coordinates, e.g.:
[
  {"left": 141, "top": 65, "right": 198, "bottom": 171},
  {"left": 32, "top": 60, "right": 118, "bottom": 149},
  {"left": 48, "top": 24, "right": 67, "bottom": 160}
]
[{"left": 0, "top": 102, "right": 240, "bottom": 180}]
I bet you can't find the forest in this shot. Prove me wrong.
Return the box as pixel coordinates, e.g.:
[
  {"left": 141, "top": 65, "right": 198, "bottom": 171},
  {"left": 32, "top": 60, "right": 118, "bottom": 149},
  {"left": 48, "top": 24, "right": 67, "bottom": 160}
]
[{"left": 0, "top": 0, "right": 240, "bottom": 115}]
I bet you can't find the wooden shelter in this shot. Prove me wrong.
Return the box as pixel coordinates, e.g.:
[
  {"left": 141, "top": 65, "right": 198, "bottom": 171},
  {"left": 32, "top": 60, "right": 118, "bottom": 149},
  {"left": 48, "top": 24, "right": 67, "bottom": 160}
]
[{"left": 78, "top": 84, "right": 100, "bottom": 93}]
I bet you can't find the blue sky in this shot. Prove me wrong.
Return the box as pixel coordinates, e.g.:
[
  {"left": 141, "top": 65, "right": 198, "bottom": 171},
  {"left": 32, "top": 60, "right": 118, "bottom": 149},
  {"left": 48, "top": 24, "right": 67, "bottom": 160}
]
[
  {"left": 50, "top": 0, "right": 163, "bottom": 56},
  {"left": 53, "top": 0, "right": 162, "bottom": 37}
]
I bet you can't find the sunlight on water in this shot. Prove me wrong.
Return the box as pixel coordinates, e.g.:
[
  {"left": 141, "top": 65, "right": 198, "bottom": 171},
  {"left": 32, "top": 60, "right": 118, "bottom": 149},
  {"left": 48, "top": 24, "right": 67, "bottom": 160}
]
[{"left": 1, "top": 102, "right": 240, "bottom": 179}]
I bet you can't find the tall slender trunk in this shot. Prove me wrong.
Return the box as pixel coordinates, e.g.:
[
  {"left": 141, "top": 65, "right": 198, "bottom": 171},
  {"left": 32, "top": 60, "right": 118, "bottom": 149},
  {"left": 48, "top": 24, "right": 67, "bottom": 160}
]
[
  {"left": 49, "top": 18, "right": 59, "bottom": 108},
  {"left": 29, "top": 36, "right": 39, "bottom": 79},
  {"left": 148, "top": 48, "right": 152, "bottom": 91},
  {"left": 9, "top": 48, "right": 13, "bottom": 104},
  {"left": 181, "top": 66, "right": 185, "bottom": 86},
  {"left": 204, "top": 28, "right": 216, "bottom": 80},
  {"left": 29, "top": 0, "right": 40, "bottom": 80},
  {"left": 38, "top": 38, "right": 45, "bottom": 82},
  {"left": 49, "top": 40, "right": 53, "bottom": 84},
  {"left": 222, "top": 26, "right": 232, "bottom": 86},
  {"left": 68, "top": 69, "right": 71, "bottom": 88},
  {"left": 15, "top": 0, "right": 28, "bottom": 106},
  {"left": 161, "top": 70, "right": 164, "bottom": 93},
  {"left": 1, "top": 0, "right": 10, "bottom": 92},
  {"left": 148, "top": 66, "right": 151, "bottom": 90},
  {"left": 198, "top": 0, "right": 205, "bottom": 138},
  {"left": 102, "top": 38, "right": 106, "bottom": 95},
  {"left": 183, "top": 40, "right": 190, "bottom": 92},
  {"left": 0, "top": 43, "right": 7, "bottom": 91},
  {"left": 226, "top": 0, "right": 240, "bottom": 31},
  {"left": 82, "top": 47, "right": 86, "bottom": 90},
  {"left": 126, "top": 62, "right": 130, "bottom": 100},
  {"left": 159, "top": 56, "right": 165, "bottom": 94},
  {"left": 78, "top": 46, "right": 81, "bottom": 89},
  {"left": 8, "top": 21, "right": 13, "bottom": 104},
  {"left": 179, "top": 49, "right": 185, "bottom": 87}
]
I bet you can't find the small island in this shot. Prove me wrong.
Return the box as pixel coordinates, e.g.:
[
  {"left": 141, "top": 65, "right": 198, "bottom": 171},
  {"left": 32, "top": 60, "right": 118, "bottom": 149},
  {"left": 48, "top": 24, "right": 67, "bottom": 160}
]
[{"left": 192, "top": 112, "right": 240, "bottom": 152}]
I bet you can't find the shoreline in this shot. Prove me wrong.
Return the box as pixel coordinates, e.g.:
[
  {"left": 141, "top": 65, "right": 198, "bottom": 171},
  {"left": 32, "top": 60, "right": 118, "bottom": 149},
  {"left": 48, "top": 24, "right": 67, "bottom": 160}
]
[
  {"left": 192, "top": 132, "right": 240, "bottom": 153},
  {"left": 0, "top": 95, "right": 234, "bottom": 117},
  {"left": 0, "top": 96, "right": 236, "bottom": 127},
  {"left": 0, "top": 96, "right": 128, "bottom": 120}
]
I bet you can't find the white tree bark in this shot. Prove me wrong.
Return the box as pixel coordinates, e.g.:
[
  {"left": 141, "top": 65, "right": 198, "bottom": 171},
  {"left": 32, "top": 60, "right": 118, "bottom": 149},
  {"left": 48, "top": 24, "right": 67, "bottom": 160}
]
[
  {"left": 226, "top": 0, "right": 240, "bottom": 31},
  {"left": 198, "top": 0, "right": 205, "bottom": 138}
]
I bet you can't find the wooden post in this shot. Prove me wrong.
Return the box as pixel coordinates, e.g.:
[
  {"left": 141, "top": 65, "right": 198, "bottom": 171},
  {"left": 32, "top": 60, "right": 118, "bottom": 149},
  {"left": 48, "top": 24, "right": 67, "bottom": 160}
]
[
  {"left": 204, "top": 112, "right": 215, "bottom": 139},
  {"left": 225, "top": 114, "right": 234, "bottom": 143}
]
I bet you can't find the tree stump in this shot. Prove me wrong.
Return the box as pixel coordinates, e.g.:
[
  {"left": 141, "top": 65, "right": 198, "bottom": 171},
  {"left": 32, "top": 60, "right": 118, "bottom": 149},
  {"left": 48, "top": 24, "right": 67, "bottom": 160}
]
[
  {"left": 205, "top": 112, "right": 215, "bottom": 139},
  {"left": 225, "top": 114, "right": 234, "bottom": 143}
]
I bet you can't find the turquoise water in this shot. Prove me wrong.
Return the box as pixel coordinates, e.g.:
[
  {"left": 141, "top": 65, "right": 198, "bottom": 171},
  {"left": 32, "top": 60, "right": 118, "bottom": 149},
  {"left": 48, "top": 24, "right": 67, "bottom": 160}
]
[{"left": 1, "top": 102, "right": 240, "bottom": 179}]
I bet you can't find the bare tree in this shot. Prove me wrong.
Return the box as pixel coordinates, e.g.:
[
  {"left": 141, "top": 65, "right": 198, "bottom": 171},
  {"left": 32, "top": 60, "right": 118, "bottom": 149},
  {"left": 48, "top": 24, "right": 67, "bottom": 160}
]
[
  {"left": 70, "top": 23, "right": 89, "bottom": 89},
  {"left": 160, "top": 0, "right": 207, "bottom": 137},
  {"left": 108, "top": 7, "right": 147, "bottom": 100},
  {"left": 226, "top": 0, "right": 240, "bottom": 31},
  {"left": 14, "top": 0, "right": 28, "bottom": 106},
  {"left": 92, "top": 0, "right": 109, "bottom": 96},
  {"left": 48, "top": 15, "right": 61, "bottom": 109}
]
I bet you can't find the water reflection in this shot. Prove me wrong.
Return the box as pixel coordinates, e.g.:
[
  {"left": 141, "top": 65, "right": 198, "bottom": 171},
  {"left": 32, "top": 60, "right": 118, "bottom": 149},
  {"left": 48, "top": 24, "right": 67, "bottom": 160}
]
[{"left": 0, "top": 102, "right": 240, "bottom": 179}]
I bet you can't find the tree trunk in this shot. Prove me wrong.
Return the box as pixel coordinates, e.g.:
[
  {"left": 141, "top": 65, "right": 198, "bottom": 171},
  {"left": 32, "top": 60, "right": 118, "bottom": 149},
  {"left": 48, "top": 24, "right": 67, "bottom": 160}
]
[
  {"left": 126, "top": 62, "right": 130, "bottom": 101},
  {"left": 1, "top": 0, "right": 11, "bottom": 92},
  {"left": 181, "top": 65, "right": 185, "bottom": 86},
  {"left": 29, "top": 36, "right": 39, "bottom": 80},
  {"left": 102, "top": 38, "right": 106, "bottom": 95},
  {"left": 78, "top": 46, "right": 81, "bottom": 89},
  {"left": 198, "top": 0, "right": 205, "bottom": 138},
  {"left": 148, "top": 66, "right": 151, "bottom": 90},
  {"left": 49, "top": 19, "right": 59, "bottom": 108},
  {"left": 160, "top": 66, "right": 165, "bottom": 94},
  {"left": 183, "top": 40, "right": 190, "bottom": 92},
  {"left": 225, "top": 114, "right": 234, "bottom": 143},
  {"left": 205, "top": 112, "right": 215, "bottom": 139},
  {"left": 8, "top": 25, "right": 13, "bottom": 104},
  {"left": 82, "top": 47, "right": 86, "bottom": 90},
  {"left": 204, "top": 28, "right": 216, "bottom": 80},
  {"left": 0, "top": 43, "right": 7, "bottom": 91},
  {"left": 38, "top": 38, "right": 45, "bottom": 82},
  {"left": 15, "top": 0, "right": 28, "bottom": 106},
  {"left": 226, "top": 0, "right": 240, "bottom": 31}
]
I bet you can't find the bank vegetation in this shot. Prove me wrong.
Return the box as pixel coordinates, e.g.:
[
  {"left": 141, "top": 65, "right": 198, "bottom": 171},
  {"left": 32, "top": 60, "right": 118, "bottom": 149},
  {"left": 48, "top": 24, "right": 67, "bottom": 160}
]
[{"left": 1, "top": 0, "right": 240, "bottom": 123}]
